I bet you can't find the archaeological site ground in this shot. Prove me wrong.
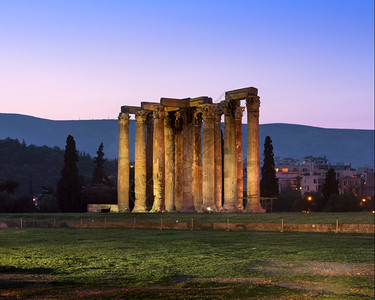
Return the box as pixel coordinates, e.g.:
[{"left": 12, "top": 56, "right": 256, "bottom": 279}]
[{"left": 0, "top": 212, "right": 374, "bottom": 299}]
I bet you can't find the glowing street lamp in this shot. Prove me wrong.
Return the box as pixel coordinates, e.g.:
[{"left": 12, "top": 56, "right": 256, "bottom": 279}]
[{"left": 307, "top": 196, "right": 312, "bottom": 202}]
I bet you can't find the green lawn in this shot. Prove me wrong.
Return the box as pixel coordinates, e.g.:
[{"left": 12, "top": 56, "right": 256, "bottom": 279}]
[
  {"left": 0, "top": 228, "right": 373, "bottom": 299},
  {"left": 1, "top": 211, "right": 374, "bottom": 224}
]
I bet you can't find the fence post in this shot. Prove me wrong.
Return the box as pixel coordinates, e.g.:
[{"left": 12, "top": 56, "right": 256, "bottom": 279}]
[
  {"left": 104, "top": 217, "right": 107, "bottom": 229},
  {"left": 133, "top": 217, "right": 136, "bottom": 229},
  {"left": 160, "top": 218, "right": 163, "bottom": 230},
  {"left": 227, "top": 218, "right": 230, "bottom": 231},
  {"left": 281, "top": 218, "right": 284, "bottom": 232},
  {"left": 80, "top": 218, "right": 82, "bottom": 228},
  {"left": 191, "top": 219, "right": 194, "bottom": 231},
  {"left": 336, "top": 219, "right": 339, "bottom": 234},
  {"left": 20, "top": 218, "right": 23, "bottom": 229}
]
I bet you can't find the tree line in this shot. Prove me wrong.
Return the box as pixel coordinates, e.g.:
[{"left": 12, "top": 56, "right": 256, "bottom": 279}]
[{"left": 0, "top": 137, "right": 117, "bottom": 213}]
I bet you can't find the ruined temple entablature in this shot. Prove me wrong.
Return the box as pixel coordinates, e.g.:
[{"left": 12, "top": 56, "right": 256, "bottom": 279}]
[{"left": 117, "top": 87, "right": 265, "bottom": 213}]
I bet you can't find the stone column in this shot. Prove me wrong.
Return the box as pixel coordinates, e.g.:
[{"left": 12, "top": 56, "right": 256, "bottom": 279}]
[
  {"left": 222, "top": 101, "right": 238, "bottom": 212},
  {"left": 117, "top": 112, "right": 130, "bottom": 212},
  {"left": 133, "top": 110, "right": 148, "bottom": 212},
  {"left": 146, "top": 113, "right": 154, "bottom": 210},
  {"left": 245, "top": 96, "right": 265, "bottom": 213},
  {"left": 151, "top": 106, "right": 165, "bottom": 212},
  {"left": 235, "top": 106, "right": 245, "bottom": 211},
  {"left": 214, "top": 108, "right": 223, "bottom": 211},
  {"left": 180, "top": 109, "right": 195, "bottom": 211},
  {"left": 164, "top": 110, "right": 175, "bottom": 212},
  {"left": 192, "top": 109, "right": 202, "bottom": 211},
  {"left": 201, "top": 105, "right": 217, "bottom": 212},
  {"left": 174, "top": 111, "right": 183, "bottom": 211}
]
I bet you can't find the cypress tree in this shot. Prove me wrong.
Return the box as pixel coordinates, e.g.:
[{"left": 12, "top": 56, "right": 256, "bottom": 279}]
[
  {"left": 92, "top": 142, "right": 110, "bottom": 185},
  {"left": 260, "top": 136, "right": 279, "bottom": 197},
  {"left": 56, "top": 135, "right": 83, "bottom": 212},
  {"left": 321, "top": 168, "right": 339, "bottom": 208}
]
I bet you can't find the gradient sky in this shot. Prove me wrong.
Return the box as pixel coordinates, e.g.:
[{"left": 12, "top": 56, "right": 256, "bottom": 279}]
[{"left": 0, "top": 0, "right": 373, "bottom": 129}]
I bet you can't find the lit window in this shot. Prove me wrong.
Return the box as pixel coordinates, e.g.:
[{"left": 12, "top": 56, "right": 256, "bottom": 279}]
[
  {"left": 275, "top": 168, "right": 279, "bottom": 172},
  {"left": 282, "top": 168, "right": 288, "bottom": 173}
]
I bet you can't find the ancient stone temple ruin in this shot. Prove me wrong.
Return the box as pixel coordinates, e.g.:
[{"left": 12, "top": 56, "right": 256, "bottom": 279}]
[{"left": 117, "top": 87, "right": 265, "bottom": 213}]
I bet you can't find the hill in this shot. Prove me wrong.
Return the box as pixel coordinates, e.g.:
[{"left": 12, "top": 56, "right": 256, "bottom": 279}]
[{"left": 0, "top": 113, "right": 373, "bottom": 168}]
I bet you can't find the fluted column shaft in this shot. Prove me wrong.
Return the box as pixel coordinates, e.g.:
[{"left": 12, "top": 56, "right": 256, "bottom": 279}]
[
  {"left": 174, "top": 112, "right": 183, "bottom": 211},
  {"left": 164, "top": 110, "right": 175, "bottom": 211},
  {"left": 192, "top": 110, "right": 202, "bottom": 211},
  {"left": 201, "top": 105, "right": 216, "bottom": 211},
  {"left": 151, "top": 106, "right": 165, "bottom": 212},
  {"left": 214, "top": 109, "right": 223, "bottom": 211},
  {"left": 133, "top": 110, "right": 148, "bottom": 212},
  {"left": 245, "top": 96, "right": 265, "bottom": 212},
  {"left": 222, "top": 101, "right": 237, "bottom": 212},
  {"left": 117, "top": 112, "right": 130, "bottom": 212},
  {"left": 180, "top": 109, "right": 195, "bottom": 211},
  {"left": 235, "top": 107, "right": 245, "bottom": 211},
  {"left": 146, "top": 114, "right": 154, "bottom": 210}
]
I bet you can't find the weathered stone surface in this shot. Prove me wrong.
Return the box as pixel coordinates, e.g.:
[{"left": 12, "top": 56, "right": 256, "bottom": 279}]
[
  {"left": 117, "top": 112, "right": 130, "bottom": 212},
  {"left": 214, "top": 108, "right": 223, "bottom": 211},
  {"left": 192, "top": 109, "right": 202, "bottom": 211},
  {"left": 133, "top": 110, "right": 148, "bottom": 212},
  {"left": 174, "top": 116, "right": 183, "bottom": 211},
  {"left": 146, "top": 114, "right": 154, "bottom": 210},
  {"left": 225, "top": 87, "right": 258, "bottom": 101},
  {"left": 201, "top": 104, "right": 216, "bottom": 212},
  {"left": 164, "top": 110, "right": 175, "bottom": 212},
  {"left": 151, "top": 106, "right": 165, "bottom": 212},
  {"left": 244, "top": 96, "right": 265, "bottom": 213},
  {"left": 180, "top": 109, "right": 195, "bottom": 212},
  {"left": 222, "top": 100, "right": 239, "bottom": 212},
  {"left": 235, "top": 106, "right": 245, "bottom": 211}
]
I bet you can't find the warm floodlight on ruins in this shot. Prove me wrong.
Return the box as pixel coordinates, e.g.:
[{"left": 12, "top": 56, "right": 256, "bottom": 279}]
[{"left": 117, "top": 87, "right": 266, "bottom": 213}]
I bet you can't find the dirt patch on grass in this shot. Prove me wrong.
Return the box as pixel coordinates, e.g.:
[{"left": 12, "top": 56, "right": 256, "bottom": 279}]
[{"left": 253, "top": 260, "right": 374, "bottom": 276}]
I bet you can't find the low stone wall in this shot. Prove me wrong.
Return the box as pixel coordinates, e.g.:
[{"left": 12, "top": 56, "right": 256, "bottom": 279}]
[{"left": 2, "top": 220, "right": 374, "bottom": 234}]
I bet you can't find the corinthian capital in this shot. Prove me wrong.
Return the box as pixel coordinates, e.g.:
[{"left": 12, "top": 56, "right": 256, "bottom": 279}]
[
  {"left": 153, "top": 106, "right": 165, "bottom": 120},
  {"left": 193, "top": 109, "right": 202, "bottom": 126},
  {"left": 235, "top": 107, "right": 245, "bottom": 120},
  {"left": 135, "top": 110, "right": 148, "bottom": 123},
  {"left": 118, "top": 112, "right": 130, "bottom": 125},
  {"left": 246, "top": 96, "right": 260, "bottom": 112},
  {"left": 200, "top": 104, "right": 216, "bottom": 121}
]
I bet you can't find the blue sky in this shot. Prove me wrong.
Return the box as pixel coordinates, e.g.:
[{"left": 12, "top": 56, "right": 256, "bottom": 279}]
[{"left": 0, "top": 0, "right": 373, "bottom": 129}]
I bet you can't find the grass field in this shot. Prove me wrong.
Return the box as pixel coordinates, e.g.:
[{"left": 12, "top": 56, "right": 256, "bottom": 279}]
[
  {"left": 0, "top": 227, "right": 374, "bottom": 299},
  {"left": 1, "top": 211, "right": 374, "bottom": 224}
]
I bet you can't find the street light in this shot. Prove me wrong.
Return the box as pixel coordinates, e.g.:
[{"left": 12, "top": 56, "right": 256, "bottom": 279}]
[{"left": 307, "top": 196, "right": 312, "bottom": 202}]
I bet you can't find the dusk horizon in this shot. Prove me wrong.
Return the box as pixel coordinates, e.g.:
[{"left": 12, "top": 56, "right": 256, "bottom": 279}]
[{"left": 0, "top": 0, "right": 373, "bottom": 129}]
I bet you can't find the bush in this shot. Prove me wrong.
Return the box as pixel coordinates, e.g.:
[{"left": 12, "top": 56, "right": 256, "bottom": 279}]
[{"left": 324, "top": 192, "right": 362, "bottom": 212}]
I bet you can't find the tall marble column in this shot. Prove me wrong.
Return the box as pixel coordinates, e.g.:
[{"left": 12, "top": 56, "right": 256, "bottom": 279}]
[
  {"left": 235, "top": 106, "right": 245, "bottom": 211},
  {"left": 133, "top": 110, "right": 148, "bottom": 212},
  {"left": 151, "top": 106, "right": 165, "bottom": 212},
  {"left": 174, "top": 111, "right": 183, "bottom": 211},
  {"left": 214, "top": 108, "right": 223, "bottom": 211},
  {"left": 164, "top": 110, "right": 175, "bottom": 212},
  {"left": 201, "top": 105, "right": 217, "bottom": 211},
  {"left": 222, "top": 101, "right": 238, "bottom": 212},
  {"left": 245, "top": 96, "right": 265, "bottom": 213},
  {"left": 117, "top": 112, "right": 130, "bottom": 212},
  {"left": 192, "top": 109, "right": 202, "bottom": 211},
  {"left": 146, "top": 113, "right": 154, "bottom": 210},
  {"left": 180, "top": 109, "right": 195, "bottom": 211}
]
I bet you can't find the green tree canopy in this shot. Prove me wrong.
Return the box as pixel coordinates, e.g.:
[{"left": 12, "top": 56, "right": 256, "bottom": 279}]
[
  {"left": 92, "top": 143, "right": 110, "bottom": 185},
  {"left": 56, "top": 135, "right": 84, "bottom": 212},
  {"left": 321, "top": 168, "right": 339, "bottom": 209},
  {"left": 260, "top": 136, "right": 279, "bottom": 197}
]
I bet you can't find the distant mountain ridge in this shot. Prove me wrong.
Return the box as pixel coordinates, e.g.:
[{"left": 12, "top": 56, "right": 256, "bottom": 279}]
[{"left": 0, "top": 113, "right": 373, "bottom": 168}]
